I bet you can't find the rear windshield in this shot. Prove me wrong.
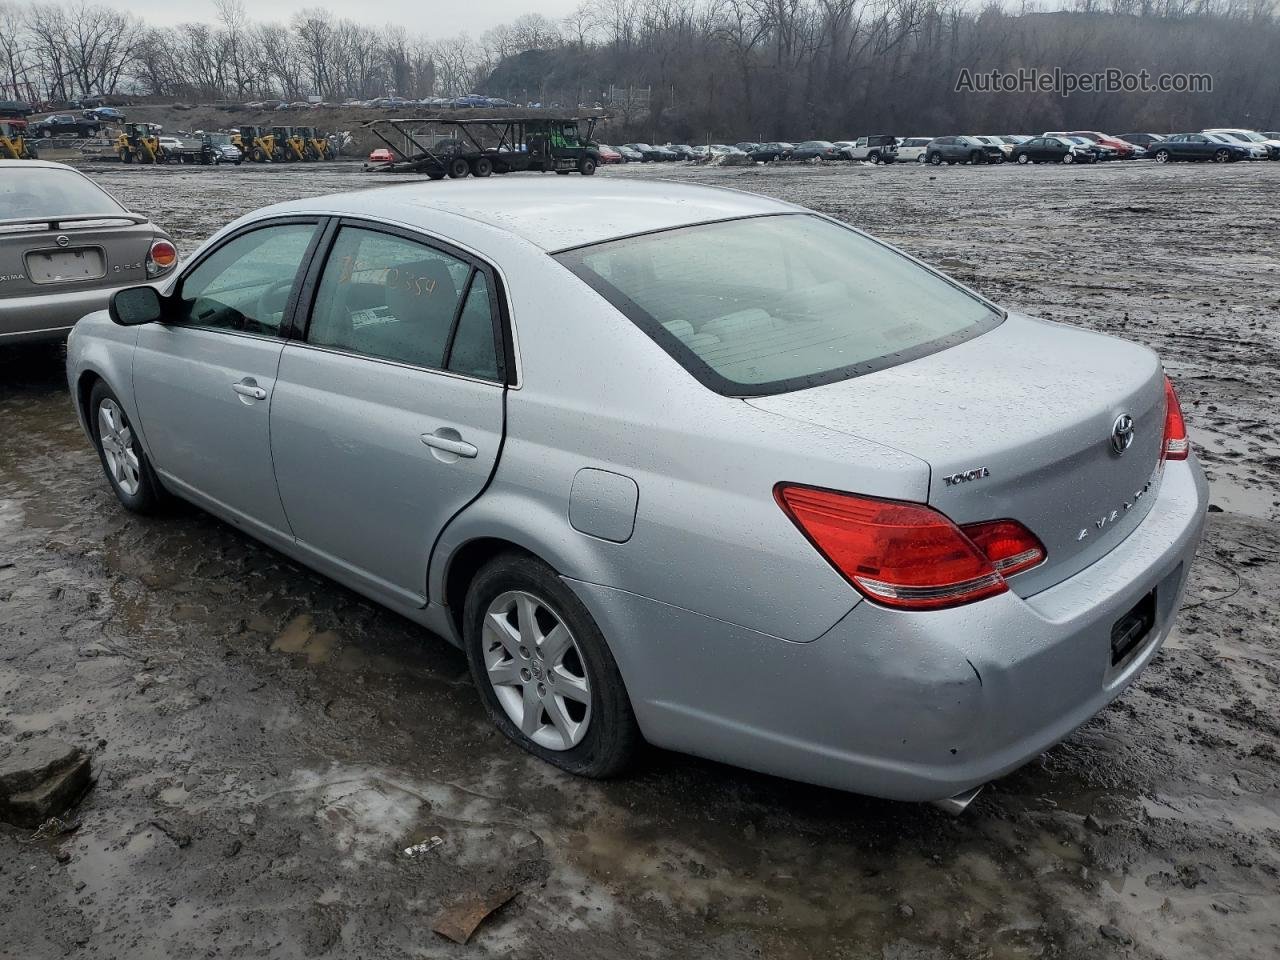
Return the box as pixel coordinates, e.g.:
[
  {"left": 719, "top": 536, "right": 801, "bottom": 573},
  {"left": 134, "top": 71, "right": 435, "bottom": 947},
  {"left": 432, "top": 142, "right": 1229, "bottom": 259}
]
[
  {"left": 0, "top": 167, "right": 127, "bottom": 221},
  {"left": 556, "top": 214, "right": 1002, "bottom": 396}
]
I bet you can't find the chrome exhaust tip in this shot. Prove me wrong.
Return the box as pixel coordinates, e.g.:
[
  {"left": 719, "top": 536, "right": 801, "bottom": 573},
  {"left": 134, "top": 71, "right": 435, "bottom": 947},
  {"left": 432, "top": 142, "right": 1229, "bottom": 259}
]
[{"left": 929, "top": 785, "right": 984, "bottom": 816}]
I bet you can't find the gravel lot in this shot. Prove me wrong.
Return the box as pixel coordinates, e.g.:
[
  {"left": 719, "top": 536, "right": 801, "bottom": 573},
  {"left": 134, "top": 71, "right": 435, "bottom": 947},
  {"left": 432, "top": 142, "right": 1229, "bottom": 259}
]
[{"left": 2, "top": 159, "right": 1278, "bottom": 960}]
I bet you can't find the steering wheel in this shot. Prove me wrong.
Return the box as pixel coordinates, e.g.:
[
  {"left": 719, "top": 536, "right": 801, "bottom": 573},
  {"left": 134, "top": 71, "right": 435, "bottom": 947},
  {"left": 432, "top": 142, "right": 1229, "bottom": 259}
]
[{"left": 254, "top": 279, "right": 295, "bottom": 328}]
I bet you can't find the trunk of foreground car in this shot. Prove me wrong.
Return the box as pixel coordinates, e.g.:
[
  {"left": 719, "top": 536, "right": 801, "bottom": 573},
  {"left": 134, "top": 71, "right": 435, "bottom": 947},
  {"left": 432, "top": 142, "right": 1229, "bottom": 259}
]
[
  {"left": 0, "top": 219, "right": 155, "bottom": 301},
  {"left": 747, "top": 313, "right": 1168, "bottom": 596}
]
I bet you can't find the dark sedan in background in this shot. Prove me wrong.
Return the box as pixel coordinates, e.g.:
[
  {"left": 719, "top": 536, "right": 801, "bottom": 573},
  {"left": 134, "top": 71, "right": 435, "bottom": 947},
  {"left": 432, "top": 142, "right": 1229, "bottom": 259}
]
[
  {"left": 1010, "top": 136, "right": 1097, "bottom": 164},
  {"left": 749, "top": 141, "right": 794, "bottom": 161},
  {"left": 0, "top": 161, "right": 177, "bottom": 344},
  {"left": 789, "top": 140, "right": 843, "bottom": 160},
  {"left": 622, "top": 142, "right": 665, "bottom": 162},
  {"left": 1151, "top": 134, "right": 1251, "bottom": 162}
]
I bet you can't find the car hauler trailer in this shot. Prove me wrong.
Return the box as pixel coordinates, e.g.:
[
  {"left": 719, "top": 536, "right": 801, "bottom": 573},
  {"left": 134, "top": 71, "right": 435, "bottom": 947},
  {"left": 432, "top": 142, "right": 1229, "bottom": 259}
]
[{"left": 363, "top": 115, "right": 606, "bottom": 177}]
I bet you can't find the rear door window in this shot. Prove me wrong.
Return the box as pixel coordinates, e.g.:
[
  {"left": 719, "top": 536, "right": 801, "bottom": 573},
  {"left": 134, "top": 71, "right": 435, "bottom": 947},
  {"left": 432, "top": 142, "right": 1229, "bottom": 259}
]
[{"left": 305, "top": 225, "right": 503, "bottom": 380}]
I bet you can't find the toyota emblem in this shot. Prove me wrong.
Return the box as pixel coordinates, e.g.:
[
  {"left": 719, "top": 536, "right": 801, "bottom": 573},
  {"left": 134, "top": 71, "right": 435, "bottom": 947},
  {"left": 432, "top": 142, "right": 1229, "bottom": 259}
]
[
  {"left": 56, "top": 235, "right": 70, "bottom": 247},
  {"left": 1111, "top": 414, "right": 1135, "bottom": 454}
]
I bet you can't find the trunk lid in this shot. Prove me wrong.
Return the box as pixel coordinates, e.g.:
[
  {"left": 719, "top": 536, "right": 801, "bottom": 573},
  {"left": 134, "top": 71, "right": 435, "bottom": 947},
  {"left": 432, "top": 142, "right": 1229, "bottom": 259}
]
[
  {"left": 0, "top": 217, "right": 155, "bottom": 300},
  {"left": 746, "top": 313, "right": 1167, "bottom": 595}
]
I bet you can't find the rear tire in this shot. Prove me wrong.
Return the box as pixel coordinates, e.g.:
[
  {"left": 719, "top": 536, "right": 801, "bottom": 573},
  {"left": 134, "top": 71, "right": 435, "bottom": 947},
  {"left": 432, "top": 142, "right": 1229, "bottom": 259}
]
[
  {"left": 89, "top": 381, "right": 164, "bottom": 515},
  {"left": 471, "top": 156, "right": 492, "bottom": 177},
  {"left": 463, "top": 554, "right": 639, "bottom": 779},
  {"left": 448, "top": 157, "right": 469, "bottom": 178}
]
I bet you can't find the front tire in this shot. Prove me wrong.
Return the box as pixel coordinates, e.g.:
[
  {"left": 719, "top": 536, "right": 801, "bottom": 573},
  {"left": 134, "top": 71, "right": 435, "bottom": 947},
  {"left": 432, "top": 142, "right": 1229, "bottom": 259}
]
[
  {"left": 928, "top": 152, "right": 942, "bottom": 165},
  {"left": 463, "top": 554, "right": 639, "bottom": 779},
  {"left": 1213, "top": 148, "right": 1231, "bottom": 163},
  {"left": 577, "top": 156, "right": 597, "bottom": 176},
  {"left": 1016, "top": 152, "right": 1030, "bottom": 164},
  {"left": 89, "top": 381, "right": 164, "bottom": 514},
  {"left": 1154, "top": 149, "right": 1171, "bottom": 163}
]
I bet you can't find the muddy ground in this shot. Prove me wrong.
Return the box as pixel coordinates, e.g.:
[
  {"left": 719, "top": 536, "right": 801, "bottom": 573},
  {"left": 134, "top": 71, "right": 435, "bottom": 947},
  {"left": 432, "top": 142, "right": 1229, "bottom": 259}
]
[{"left": 2, "top": 159, "right": 1277, "bottom": 959}]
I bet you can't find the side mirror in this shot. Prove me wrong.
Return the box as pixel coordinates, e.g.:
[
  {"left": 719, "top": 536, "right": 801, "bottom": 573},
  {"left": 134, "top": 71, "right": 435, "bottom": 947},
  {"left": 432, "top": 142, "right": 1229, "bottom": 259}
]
[{"left": 109, "top": 286, "right": 164, "bottom": 326}]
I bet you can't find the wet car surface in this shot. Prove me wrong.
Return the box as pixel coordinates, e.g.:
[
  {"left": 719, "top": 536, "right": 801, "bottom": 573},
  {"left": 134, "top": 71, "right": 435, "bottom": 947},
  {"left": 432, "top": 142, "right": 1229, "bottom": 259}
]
[{"left": 2, "top": 160, "right": 1278, "bottom": 959}]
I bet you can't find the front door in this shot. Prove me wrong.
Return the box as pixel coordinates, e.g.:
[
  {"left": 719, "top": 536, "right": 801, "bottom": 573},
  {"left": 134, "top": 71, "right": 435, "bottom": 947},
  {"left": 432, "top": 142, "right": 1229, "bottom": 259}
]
[
  {"left": 131, "top": 219, "right": 321, "bottom": 540},
  {"left": 270, "top": 223, "right": 507, "bottom": 607}
]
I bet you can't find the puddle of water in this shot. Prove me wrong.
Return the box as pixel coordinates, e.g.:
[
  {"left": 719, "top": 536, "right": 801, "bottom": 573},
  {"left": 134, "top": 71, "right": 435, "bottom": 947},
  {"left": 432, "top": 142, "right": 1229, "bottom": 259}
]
[
  {"left": 1204, "top": 476, "right": 1278, "bottom": 521},
  {"left": 272, "top": 614, "right": 340, "bottom": 664}
]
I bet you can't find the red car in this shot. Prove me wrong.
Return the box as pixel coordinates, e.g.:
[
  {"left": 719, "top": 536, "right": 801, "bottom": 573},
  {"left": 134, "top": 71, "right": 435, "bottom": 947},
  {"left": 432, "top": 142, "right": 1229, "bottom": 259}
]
[
  {"left": 1066, "top": 131, "right": 1136, "bottom": 159},
  {"left": 368, "top": 147, "right": 394, "bottom": 163},
  {"left": 595, "top": 143, "right": 624, "bottom": 164}
]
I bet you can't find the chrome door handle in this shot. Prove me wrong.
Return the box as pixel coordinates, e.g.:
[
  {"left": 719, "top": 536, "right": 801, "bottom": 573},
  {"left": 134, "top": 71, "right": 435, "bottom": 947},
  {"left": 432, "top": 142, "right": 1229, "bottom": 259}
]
[
  {"left": 420, "top": 432, "right": 477, "bottom": 458},
  {"left": 232, "top": 381, "right": 267, "bottom": 400}
]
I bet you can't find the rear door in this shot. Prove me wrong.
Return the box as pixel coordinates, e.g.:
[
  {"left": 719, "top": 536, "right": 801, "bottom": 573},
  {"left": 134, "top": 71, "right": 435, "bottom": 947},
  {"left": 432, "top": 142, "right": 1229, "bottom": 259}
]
[
  {"left": 269, "top": 221, "right": 508, "bottom": 608},
  {"left": 131, "top": 218, "right": 323, "bottom": 538}
]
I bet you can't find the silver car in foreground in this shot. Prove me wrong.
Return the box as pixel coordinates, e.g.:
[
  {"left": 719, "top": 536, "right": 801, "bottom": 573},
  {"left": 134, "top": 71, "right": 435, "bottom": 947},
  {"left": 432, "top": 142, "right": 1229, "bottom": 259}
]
[
  {"left": 1, "top": 160, "right": 177, "bottom": 344},
  {"left": 66, "top": 179, "right": 1208, "bottom": 811}
]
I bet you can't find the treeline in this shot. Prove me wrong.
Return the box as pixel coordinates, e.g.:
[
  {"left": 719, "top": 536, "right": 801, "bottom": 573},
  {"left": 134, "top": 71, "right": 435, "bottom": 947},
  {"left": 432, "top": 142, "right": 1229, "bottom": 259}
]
[{"left": 2, "top": 0, "right": 1278, "bottom": 137}]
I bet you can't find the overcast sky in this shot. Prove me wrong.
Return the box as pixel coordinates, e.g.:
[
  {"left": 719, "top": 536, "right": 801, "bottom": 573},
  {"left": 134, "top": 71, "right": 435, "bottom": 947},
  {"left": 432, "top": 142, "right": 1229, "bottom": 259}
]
[{"left": 101, "top": 0, "right": 580, "bottom": 35}]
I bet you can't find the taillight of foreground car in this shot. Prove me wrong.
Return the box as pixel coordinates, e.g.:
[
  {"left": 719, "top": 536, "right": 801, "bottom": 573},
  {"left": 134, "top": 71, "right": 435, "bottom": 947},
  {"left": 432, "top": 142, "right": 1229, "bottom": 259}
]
[
  {"left": 774, "top": 485, "right": 1046, "bottom": 611},
  {"left": 146, "top": 238, "right": 178, "bottom": 278},
  {"left": 1162, "top": 376, "right": 1189, "bottom": 461}
]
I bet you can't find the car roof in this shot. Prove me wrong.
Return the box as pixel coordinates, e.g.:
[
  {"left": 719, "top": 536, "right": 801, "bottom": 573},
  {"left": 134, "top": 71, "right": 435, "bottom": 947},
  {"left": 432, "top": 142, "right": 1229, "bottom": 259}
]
[
  {"left": 6, "top": 159, "right": 88, "bottom": 172},
  {"left": 266, "top": 178, "right": 799, "bottom": 253}
]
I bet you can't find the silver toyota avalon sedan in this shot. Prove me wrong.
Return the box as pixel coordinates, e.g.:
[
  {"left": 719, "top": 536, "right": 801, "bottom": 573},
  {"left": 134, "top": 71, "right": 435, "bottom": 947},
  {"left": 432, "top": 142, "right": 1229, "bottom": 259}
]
[{"left": 66, "top": 179, "right": 1208, "bottom": 811}]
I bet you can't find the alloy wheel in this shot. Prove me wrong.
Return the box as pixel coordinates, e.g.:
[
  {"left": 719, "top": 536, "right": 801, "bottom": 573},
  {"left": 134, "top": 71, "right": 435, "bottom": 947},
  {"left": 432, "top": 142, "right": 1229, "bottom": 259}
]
[
  {"left": 98, "top": 398, "right": 141, "bottom": 496},
  {"left": 482, "top": 590, "right": 592, "bottom": 751}
]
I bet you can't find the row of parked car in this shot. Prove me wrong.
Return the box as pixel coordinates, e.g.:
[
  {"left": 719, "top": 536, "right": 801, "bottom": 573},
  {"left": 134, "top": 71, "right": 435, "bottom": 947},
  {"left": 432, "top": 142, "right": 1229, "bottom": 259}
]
[
  {"left": 908, "top": 129, "right": 1280, "bottom": 164},
  {"left": 594, "top": 128, "right": 1280, "bottom": 166}
]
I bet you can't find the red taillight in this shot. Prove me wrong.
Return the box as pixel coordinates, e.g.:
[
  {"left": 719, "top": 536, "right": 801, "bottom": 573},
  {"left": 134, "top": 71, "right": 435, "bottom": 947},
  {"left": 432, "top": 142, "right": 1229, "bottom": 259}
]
[
  {"left": 775, "top": 485, "right": 1045, "bottom": 611},
  {"left": 959, "top": 519, "right": 1046, "bottom": 577},
  {"left": 146, "top": 238, "right": 177, "bottom": 277},
  {"left": 1161, "top": 376, "right": 1189, "bottom": 461}
]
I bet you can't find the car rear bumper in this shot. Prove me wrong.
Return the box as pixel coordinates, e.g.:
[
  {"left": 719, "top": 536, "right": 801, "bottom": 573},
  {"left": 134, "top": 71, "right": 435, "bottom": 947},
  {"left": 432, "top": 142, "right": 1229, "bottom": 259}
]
[
  {"left": 568, "top": 456, "right": 1208, "bottom": 803},
  {"left": 0, "top": 276, "right": 163, "bottom": 343},
  {"left": 0, "top": 283, "right": 144, "bottom": 344}
]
